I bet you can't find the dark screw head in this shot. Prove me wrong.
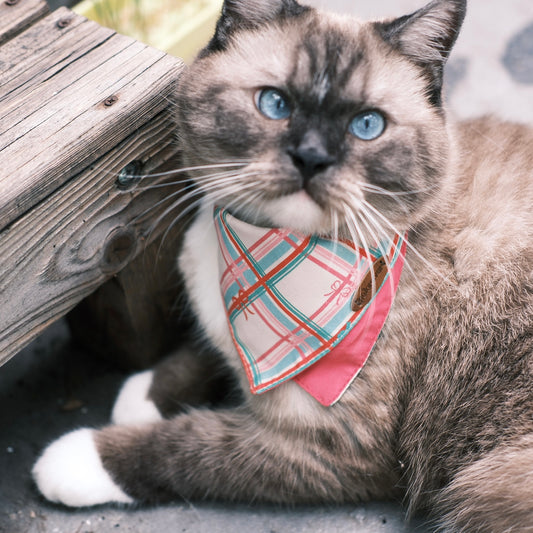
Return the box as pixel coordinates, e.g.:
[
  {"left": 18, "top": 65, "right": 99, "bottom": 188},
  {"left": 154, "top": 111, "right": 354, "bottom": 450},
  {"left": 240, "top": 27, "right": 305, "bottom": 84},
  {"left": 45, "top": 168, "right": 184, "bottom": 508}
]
[
  {"left": 116, "top": 161, "right": 142, "bottom": 190},
  {"left": 56, "top": 18, "right": 72, "bottom": 28},
  {"left": 4, "top": 0, "right": 20, "bottom": 6},
  {"left": 103, "top": 95, "right": 118, "bottom": 107}
]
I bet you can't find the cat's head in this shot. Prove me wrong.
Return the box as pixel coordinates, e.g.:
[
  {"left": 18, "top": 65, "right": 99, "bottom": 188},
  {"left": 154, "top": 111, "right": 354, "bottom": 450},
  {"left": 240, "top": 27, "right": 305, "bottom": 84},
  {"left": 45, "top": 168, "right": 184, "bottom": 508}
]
[{"left": 175, "top": 0, "right": 466, "bottom": 241}]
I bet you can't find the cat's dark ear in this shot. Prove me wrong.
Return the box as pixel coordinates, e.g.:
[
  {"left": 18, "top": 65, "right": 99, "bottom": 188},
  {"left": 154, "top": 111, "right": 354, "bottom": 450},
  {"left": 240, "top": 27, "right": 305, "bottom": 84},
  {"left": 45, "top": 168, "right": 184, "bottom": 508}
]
[
  {"left": 200, "top": 0, "right": 310, "bottom": 56},
  {"left": 374, "top": 0, "right": 467, "bottom": 107}
]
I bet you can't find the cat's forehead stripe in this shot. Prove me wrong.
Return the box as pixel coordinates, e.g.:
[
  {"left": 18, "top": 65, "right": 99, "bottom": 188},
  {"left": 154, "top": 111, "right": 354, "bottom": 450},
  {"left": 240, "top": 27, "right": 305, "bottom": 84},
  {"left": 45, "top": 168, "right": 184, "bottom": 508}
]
[{"left": 289, "top": 20, "right": 366, "bottom": 105}]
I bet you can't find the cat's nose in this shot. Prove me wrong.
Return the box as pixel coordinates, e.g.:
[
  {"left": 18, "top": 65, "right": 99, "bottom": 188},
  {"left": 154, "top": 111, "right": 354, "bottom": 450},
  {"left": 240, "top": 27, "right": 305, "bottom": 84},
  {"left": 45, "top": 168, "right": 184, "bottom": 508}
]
[{"left": 287, "top": 131, "right": 335, "bottom": 182}]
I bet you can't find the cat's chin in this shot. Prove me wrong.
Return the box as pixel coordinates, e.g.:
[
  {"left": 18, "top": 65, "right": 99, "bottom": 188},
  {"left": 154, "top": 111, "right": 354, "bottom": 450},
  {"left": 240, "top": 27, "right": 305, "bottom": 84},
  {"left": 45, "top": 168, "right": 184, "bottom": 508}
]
[{"left": 257, "top": 191, "right": 331, "bottom": 235}]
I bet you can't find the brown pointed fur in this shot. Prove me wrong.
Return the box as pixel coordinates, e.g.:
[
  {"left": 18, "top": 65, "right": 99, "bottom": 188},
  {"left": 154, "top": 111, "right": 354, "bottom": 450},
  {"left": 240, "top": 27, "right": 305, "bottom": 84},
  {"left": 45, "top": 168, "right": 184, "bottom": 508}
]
[{"left": 64, "top": 1, "right": 533, "bottom": 530}]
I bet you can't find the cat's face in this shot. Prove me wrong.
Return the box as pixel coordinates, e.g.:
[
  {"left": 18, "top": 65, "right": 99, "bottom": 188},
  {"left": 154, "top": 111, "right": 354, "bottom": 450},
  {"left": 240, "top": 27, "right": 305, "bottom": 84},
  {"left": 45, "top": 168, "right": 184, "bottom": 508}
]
[{"left": 176, "top": 0, "right": 465, "bottom": 241}]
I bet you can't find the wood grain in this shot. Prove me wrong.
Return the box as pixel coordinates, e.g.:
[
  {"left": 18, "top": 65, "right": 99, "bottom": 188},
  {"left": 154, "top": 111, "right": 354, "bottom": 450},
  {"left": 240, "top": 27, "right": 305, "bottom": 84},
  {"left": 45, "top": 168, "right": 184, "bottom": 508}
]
[
  {"left": 0, "top": 0, "right": 48, "bottom": 46},
  {"left": 0, "top": 8, "right": 183, "bottom": 232},
  {"left": 0, "top": 109, "right": 187, "bottom": 366}
]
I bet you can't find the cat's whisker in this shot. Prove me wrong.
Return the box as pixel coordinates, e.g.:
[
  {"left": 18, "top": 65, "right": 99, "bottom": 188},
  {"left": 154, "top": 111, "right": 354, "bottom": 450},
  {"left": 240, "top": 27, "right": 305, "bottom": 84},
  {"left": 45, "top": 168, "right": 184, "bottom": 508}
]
[
  {"left": 358, "top": 183, "right": 417, "bottom": 217},
  {"left": 157, "top": 177, "right": 264, "bottom": 251},
  {"left": 133, "top": 168, "right": 251, "bottom": 192},
  {"left": 98, "top": 161, "right": 252, "bottom": 182},
  {"left": 331, "top": 208, "right": 339, "bottom": 243},
  {"left": 360, "top": 199, "right": 453, "bottom": 287},
  {"left": 342, "top": 201, "right": 377, "bottom": 300},
  {"left": 195, "top": 171, "right": 262, "bottom": 192},
  {"left": 138, "top": 170, "right": 261, "bottom": 230},
  {"left": 329, "top": 207, "right": 340, "bottom": 260},
  {"left": 360, "top": 182, "right": 437, "bottom": 198},
  {"left": 356, "top": 203, "right": 427, "bottom": 297},
  {"left": 220, "top": 189, "right": 265, "bottom": 222},
  {"left": 154, "top": 179, "right": 265, "bottom": 260},
  {"left": 350, "top": 199, "right": 398, "bottom": 299}
]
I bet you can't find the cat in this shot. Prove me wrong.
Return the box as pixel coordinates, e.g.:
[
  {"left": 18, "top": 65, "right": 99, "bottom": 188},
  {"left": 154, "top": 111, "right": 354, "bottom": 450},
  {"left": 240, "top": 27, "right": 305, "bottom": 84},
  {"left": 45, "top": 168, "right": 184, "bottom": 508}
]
[{"left": 32, "top": 0, "right": 533, "bottom": 531}]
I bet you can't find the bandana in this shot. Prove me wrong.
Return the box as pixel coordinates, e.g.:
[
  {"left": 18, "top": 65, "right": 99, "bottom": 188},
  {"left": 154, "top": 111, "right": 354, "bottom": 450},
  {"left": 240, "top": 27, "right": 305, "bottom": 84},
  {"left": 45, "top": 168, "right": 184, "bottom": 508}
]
[{"left": 214, "top": 207, "right": 407, "bottom": 406}]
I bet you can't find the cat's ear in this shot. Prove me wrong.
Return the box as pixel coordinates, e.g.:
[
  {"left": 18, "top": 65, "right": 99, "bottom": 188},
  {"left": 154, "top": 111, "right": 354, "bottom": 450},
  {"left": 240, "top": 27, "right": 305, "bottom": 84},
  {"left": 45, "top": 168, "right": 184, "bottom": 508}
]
[
  {"left": 374, "top": 0, "right": 467, "bottom": 106},
  {"left": 200, "top": 0, "right": 310, "bottom": 56}
]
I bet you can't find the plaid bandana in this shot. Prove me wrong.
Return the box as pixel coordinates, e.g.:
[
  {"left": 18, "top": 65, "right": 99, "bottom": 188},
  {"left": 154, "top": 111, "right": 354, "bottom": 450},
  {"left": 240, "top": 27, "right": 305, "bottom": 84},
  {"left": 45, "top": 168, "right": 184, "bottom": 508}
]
[{"left": 214, "top": 207, "right": 407, "bottom": 406}]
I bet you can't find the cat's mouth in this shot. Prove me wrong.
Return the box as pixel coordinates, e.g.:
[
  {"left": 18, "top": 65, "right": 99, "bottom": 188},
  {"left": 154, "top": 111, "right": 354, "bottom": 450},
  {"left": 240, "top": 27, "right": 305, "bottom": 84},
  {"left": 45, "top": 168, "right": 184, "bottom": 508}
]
[
  {"left": 196, "top": 159, "right": 406, "bottom": 245},
  {"left": 254, "top": 190, "right": 331, "bottom": 234},
  {"left": 219, "top": 189, "right": 330, "bottom": 235}
]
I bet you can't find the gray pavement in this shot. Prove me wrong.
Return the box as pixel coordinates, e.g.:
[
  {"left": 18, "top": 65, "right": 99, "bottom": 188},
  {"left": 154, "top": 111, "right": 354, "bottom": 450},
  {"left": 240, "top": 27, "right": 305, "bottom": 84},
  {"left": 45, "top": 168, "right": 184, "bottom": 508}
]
[{"left": 1, "top": 1, "right": 532, "bottom": 532}]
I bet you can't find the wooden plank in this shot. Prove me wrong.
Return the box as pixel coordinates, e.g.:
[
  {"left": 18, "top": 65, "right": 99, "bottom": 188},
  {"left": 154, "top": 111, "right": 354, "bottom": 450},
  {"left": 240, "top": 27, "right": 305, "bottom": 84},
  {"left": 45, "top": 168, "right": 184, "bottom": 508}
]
[
  {"left": 0, "top": 109, "right": 186, "bottom": 366},
  {"left": 0, "top": 8, "right": 184, "bottom": 232},
  {"left": 0, "top": 8, "right": 91, "bottom": 96},
  {"left": 0, "top": 0, "right": 48, "bottom": 45}
]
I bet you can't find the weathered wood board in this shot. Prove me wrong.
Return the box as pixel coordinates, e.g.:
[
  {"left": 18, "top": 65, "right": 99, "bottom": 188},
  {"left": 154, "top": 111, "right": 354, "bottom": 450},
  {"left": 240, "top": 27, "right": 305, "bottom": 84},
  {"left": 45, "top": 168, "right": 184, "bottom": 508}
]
[
  {"left": 0, "top": 0, "right": 48, "bottom": 46},
  {"left": 0, "top": 7, "right": 183, "bottom": 232},
  {"left": 0, "top": 8, "right": 186, "bottom": 366},
  {"left": 0, "top": 112, "right": 185, "bottom": 366}
]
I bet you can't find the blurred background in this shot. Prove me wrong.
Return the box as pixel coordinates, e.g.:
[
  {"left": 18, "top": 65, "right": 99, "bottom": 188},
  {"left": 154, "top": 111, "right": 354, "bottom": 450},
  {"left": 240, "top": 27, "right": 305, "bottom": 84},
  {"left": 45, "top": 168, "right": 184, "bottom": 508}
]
[{"left": 44, "top": 0, "right": 533, "bottom": 122}]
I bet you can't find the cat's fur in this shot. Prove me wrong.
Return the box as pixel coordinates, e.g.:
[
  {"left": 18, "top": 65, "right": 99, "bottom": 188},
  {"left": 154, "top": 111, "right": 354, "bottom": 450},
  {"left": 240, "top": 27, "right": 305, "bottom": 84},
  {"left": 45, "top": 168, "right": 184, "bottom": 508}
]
[{"left": 32, "top": 0, "right": 533, "bottom": 531}]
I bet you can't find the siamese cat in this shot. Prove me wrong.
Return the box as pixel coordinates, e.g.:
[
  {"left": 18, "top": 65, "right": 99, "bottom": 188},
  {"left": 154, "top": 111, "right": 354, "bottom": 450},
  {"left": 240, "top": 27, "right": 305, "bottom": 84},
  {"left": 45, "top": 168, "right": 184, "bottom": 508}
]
[{"left": 33, "top": 0, "right": 533, "bottom": 531}]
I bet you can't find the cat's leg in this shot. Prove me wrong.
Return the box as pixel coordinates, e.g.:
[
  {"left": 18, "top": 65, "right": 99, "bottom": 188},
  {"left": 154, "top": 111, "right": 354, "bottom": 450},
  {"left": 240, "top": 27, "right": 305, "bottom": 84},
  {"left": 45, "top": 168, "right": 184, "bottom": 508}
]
[
  {"left": 111, "top": 346, "right": 238, "bottom": 425},
  {"left": 33, "top": 389, "right": 400, "bottom": 507},
  {"left": 434, "top": 434, "right": 533, "bottom": 532}
]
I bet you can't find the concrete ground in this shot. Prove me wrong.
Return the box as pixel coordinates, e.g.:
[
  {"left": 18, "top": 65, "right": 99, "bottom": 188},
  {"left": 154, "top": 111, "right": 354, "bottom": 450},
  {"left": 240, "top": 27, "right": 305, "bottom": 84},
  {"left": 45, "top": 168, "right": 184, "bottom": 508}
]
[{"left": 1, "top": 1, "right": 531, "bottom": 532}]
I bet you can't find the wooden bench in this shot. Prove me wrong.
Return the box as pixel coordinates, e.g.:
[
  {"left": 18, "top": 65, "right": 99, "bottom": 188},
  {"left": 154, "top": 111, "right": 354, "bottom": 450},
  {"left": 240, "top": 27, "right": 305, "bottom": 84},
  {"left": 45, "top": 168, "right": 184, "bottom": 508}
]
[{"left": 0, "top": 0, "right": 187, "bottom": 368}]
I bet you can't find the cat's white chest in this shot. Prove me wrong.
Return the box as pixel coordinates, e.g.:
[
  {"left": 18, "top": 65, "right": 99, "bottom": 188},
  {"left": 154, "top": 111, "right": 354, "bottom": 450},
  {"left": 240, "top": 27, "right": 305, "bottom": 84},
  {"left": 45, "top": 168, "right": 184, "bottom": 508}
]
[
  {"left": 178, "top": 202, "right": 334, "bottom": 421},
  {"left": 178, "top": 203, "right": 238, "bottom": 363}
]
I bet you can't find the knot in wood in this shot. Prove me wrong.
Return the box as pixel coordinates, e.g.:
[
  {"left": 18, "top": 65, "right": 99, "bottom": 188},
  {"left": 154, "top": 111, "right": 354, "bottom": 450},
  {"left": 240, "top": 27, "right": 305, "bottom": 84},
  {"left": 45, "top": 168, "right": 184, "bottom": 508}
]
[{"left": 101, "top": 228, "right": 136, "bottom": 274}]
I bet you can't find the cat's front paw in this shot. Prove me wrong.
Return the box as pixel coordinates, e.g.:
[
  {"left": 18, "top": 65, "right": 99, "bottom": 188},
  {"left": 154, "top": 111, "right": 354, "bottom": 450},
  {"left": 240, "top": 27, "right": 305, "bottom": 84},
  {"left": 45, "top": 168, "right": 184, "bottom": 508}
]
[
  {"left": 32, "top": 428, "right": 134, "bottom": 507},
  {"left": 111, "top": 370, "right": 163, "bottom": 426}
]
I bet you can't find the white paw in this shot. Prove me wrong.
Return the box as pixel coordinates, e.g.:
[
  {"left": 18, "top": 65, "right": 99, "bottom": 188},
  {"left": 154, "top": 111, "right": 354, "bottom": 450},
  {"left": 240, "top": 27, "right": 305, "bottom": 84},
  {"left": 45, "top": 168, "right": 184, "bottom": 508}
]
[
  {"left": 111, "top": 370, "right": 163, "bottom": 426},
  {"left": 32, "top": 428, "right": 134, "bottom": 507}
]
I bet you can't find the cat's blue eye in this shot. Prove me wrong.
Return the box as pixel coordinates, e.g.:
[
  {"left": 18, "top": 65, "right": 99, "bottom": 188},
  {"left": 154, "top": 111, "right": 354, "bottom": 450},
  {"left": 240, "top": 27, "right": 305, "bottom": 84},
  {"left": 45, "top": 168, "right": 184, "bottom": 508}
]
[
  {"left": 349, "top": 111, "right": 386, "bottom": 141},
  {"left": 256, "top": 88, "right": 291, "bottom": 120}
]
